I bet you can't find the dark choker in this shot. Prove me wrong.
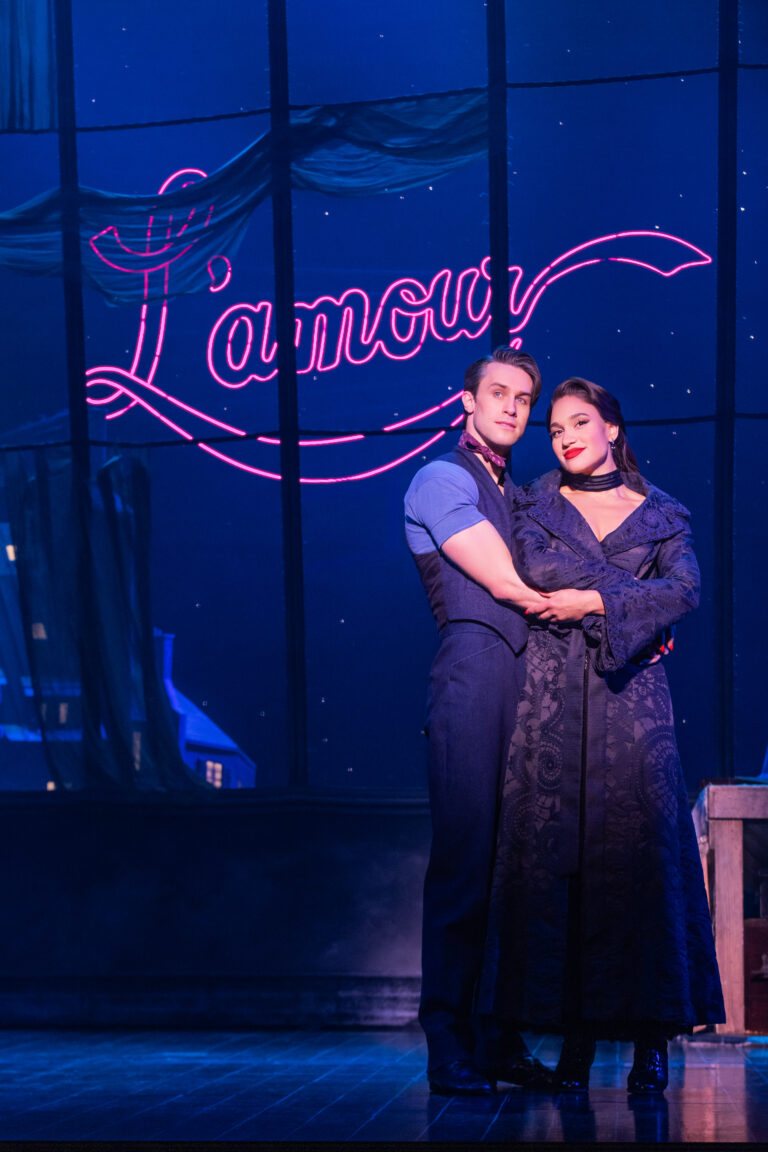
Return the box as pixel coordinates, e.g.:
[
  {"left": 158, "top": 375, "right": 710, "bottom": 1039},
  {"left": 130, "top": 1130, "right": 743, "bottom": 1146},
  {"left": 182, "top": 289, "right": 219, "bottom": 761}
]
[{"left": 561, "top": 468, "right": 623, "bottom": 492}]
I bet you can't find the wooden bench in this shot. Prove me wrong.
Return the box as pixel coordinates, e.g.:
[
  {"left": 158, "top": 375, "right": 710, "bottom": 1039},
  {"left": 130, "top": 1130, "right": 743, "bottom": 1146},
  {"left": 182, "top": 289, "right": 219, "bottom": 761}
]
[{"left": 692, "top": 783, "right": 768, "bottom": 1033}]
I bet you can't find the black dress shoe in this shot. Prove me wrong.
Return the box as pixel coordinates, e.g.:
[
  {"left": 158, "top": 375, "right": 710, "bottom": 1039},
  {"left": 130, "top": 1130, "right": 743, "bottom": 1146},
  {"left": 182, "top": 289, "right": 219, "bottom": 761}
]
[
  {"left": 627, "top": 1039, "right": 668, "bottom": 1093},
  {"left": 554, "top": 1034, "right": 596, "bottom": 1092},
  {"left": 428, "top": 1059, "right": 496, "bottom": 1096},
  {"left": 489, "top": 1053, "right": 558, "bottom": 1089}
]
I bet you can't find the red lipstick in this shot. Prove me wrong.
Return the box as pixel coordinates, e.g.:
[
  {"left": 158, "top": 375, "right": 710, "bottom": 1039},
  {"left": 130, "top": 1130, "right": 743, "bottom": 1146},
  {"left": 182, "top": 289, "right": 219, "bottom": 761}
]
[{"left": 564, "top": 447, "right": 585, "bottom": 460}]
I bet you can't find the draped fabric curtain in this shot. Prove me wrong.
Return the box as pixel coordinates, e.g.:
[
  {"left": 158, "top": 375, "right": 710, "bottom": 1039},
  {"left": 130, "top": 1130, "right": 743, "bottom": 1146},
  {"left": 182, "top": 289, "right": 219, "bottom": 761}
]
[
  {"left": 0, "top": 90, "right": 488, "bottom": 303},
  {"left": 0, "top": 0, "right": 57, "bottom": 132},
  {"left": 1, "top": 450, "right": 202, "bottom": 790}
]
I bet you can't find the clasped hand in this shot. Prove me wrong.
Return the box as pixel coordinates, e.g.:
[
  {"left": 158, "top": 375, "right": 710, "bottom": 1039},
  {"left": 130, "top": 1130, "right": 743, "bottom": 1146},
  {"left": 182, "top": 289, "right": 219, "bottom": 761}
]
[{"left": 524, "top": 588, "right": 605, "bottom": 623}]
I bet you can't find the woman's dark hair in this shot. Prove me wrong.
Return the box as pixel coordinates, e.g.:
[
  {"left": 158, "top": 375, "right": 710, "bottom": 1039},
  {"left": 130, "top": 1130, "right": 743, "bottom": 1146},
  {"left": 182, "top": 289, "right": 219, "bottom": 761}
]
[{"left": 546, "top": 377, "right": 640, "bottom": 475}]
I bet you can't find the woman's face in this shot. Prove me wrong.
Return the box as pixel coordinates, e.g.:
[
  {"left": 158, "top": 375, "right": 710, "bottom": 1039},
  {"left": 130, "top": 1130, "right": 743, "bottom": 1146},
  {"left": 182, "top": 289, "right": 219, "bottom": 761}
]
[{"left": 548, "top": 395, "right": 619, "bottom": 475}]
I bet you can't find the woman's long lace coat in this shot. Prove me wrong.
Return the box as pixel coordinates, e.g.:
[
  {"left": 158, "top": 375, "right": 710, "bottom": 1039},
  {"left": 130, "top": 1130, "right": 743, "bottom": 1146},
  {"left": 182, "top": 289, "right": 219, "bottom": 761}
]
[{"left": 478, "top": 470, "right": 725, "bottom": 1038}]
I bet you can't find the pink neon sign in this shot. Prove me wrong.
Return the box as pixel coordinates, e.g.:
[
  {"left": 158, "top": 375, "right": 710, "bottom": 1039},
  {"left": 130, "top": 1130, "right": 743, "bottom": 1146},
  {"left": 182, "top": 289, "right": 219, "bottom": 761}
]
[{"left": 85, "top": 169, "right": 712, "bottom": 484}]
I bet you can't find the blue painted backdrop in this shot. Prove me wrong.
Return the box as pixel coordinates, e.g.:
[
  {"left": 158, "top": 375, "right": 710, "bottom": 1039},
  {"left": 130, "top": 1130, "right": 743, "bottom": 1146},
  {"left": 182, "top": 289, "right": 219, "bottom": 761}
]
[{"left": 0, "top": 0, "right": 765, "bottom": 790}]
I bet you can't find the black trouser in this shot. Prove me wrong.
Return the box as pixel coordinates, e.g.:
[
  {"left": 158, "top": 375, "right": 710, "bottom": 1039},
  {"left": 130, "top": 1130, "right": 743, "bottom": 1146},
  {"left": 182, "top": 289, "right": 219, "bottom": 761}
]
[{"left": 419, "top": 622, "right": 525, "bottom": 1071}]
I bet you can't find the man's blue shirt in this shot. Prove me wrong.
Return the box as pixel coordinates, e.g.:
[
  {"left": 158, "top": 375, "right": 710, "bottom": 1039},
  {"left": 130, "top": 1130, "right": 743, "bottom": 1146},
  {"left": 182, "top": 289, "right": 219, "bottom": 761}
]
[{"left": 404, "top": 459, "right": 485, "bottom": 555}]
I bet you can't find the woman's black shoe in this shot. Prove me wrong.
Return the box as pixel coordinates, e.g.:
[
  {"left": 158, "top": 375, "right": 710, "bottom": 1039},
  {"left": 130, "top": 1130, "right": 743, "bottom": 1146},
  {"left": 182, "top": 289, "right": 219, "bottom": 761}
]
[
  {"left": 554, "top": 1034, "right": 596, "bottom": 1092},
  {"left": 627, "top": 1039, "right": 668, "bottom": 1093}
]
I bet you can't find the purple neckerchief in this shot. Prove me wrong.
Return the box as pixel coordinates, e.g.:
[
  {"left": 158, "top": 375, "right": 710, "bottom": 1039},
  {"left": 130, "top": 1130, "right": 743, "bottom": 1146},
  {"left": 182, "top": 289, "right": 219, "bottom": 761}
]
[{"left": 459, "top": 430, "right": 507, "bottom": 471}]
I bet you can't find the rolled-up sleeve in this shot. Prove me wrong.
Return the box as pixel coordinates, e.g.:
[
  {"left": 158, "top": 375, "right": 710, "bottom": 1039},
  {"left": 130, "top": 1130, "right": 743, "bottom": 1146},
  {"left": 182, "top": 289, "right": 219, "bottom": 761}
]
[{"left": 404, "top": 460, "right": 484, "bottom": 554}]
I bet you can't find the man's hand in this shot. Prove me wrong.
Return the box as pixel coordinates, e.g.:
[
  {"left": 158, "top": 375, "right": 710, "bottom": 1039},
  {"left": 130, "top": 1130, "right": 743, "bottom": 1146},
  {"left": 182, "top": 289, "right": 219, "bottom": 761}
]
[
  {"left": 510, "top": 587, "right": 552, "bottom": 614},
  {"left": 528, "top": 588, "right": 605, "bottom": 623}
]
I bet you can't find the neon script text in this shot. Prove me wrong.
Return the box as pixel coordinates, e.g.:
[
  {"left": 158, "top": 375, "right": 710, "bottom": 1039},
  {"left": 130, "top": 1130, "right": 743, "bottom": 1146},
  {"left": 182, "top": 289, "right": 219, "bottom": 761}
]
[{"left": 86, "top": 169, "right": 712, "bottom": 483}]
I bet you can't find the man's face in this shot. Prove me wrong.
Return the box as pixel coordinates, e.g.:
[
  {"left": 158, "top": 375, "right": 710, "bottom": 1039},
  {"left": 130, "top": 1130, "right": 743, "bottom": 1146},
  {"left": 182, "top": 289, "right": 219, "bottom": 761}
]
[{"left": 462, "top": 362, "right": 534, "bottom": 456}]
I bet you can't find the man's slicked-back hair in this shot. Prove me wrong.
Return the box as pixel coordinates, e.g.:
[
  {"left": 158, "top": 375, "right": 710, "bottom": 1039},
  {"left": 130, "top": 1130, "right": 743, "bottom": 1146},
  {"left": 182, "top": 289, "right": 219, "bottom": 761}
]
[{"left": 463, "top": 347, "right": 542, "bottom": 407}]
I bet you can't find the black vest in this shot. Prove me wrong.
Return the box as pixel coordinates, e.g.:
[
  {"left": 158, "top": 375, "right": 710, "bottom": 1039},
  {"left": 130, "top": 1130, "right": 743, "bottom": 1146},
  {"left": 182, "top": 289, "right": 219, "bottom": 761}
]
[{"left": 412, "top": 446, "right": 528, "bottom": 654}]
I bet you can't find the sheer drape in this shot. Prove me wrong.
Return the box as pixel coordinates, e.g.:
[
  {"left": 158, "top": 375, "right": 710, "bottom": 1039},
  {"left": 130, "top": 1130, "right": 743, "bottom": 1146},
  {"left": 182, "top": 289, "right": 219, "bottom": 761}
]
[
  {"left": 1, "top": 449, "right": 202, "bottom": 790},
  {"left": 0, "top": 90, "right": 487, "bottom": 303},
  {"left": 0, "top": 0, "right": 57, "bottom": 132}
]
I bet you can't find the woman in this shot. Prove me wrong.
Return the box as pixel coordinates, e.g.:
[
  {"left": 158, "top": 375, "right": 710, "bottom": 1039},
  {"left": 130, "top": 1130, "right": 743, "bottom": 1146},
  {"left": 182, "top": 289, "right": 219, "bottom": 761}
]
[{"left": 477, "top": 377, "right": 724, "bottom": 1093}]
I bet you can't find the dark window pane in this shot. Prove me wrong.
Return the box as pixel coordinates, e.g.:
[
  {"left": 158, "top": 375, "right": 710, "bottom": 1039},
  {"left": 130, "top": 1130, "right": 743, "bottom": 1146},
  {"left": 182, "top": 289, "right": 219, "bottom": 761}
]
[
  {"left": 79, "top": 116, "right": 285, "bottom": 789},
  {"left": 146, "top": 445, "right": 287, "bottom": 790},
  {"left": 737, "top": 70, "right": 768, "bottom": 413},
  {"left": 286, "top": 0, "right": 486, "bottom": 104},
  {"left": 72, "top": 0, "right": 269, "bottom": 127},
  {"left": 301, "top": 457, "right": 432, "bottom": 791},
  {"left": 505, "top": 0, "right": 716, "bottom": 82},
  {"left": 740, "top": 0, "right": 768, "bottom": 67},
  {"left": 294, "top": 163, "right": 489, "bottom": 790},
  {"left": 506, "top": 78, "right": 717, "bottom": 418}
]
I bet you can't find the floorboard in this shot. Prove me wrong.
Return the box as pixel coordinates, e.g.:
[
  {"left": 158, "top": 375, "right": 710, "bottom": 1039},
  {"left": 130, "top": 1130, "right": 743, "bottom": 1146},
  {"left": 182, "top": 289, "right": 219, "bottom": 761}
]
[{"left": 0, "top": 1027, "right": 765, "bottom": 1142}]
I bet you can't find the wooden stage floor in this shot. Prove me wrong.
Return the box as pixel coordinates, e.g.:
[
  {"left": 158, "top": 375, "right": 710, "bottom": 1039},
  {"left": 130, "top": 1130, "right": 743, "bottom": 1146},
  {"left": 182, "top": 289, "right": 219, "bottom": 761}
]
[{"left": 0, "top": 1026, "right": 765, "bottom": 1143}]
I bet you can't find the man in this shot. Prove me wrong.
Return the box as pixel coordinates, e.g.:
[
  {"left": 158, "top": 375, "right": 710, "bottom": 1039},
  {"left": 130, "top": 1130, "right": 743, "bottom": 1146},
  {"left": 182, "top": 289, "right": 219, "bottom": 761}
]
[{"left": 404, "top": 347, "right": 555, "bottom": 1095}]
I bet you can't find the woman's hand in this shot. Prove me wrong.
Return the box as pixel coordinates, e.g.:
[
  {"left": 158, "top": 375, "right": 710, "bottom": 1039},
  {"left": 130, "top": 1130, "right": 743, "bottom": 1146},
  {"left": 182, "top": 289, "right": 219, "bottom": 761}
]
[{"left": 527, "top": 588, "right": 605, "bottom": 623}]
